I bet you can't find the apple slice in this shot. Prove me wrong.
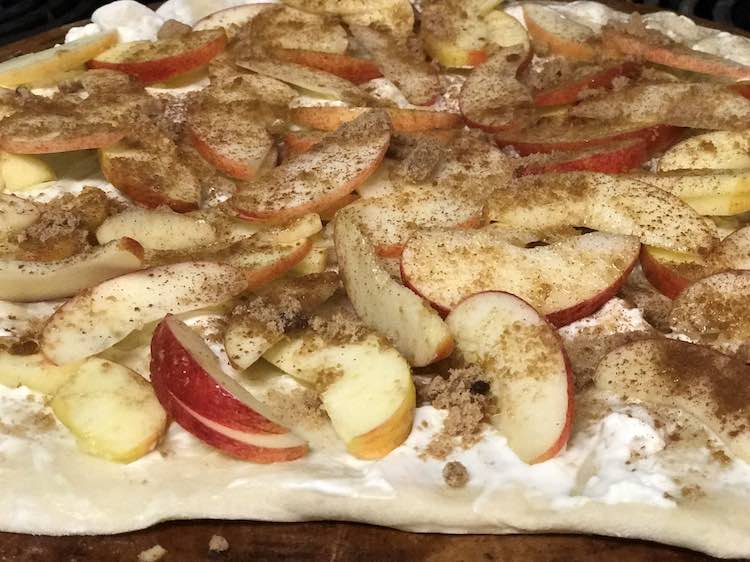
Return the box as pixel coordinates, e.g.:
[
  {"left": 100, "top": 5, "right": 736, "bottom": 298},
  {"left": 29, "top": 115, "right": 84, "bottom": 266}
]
[
  {"left": 96, "top": 208, "right": 217, "bottom": 251},
  {"left": 348, "top": 25, "right": 440, "bottom": 106},
  {"left": 251, "top": 213, "right": 323, "bottom": 245},
  {"left": 0, "top": 152, "right": 56, "bottom": 191},
  {"left": 603, "top": 27, "right": 750, "bottom": 81},
  {"left": 446, "top": 291, "right": 573, "bottom": 463},
  {"left": 187, "top": 99, "right": 275, "bottom": 181},
  {"left": 150, "top": 315, "right": 307, "bottom": 462},
  {"left": 51, "top": 357, "right": 167, "bottom": 463},
  {"left": 40, "top": 262, "right": 247, "bottom": 365},
  {"left": 639, "top": 245, "right": 705, "bottom": 300},
  {"left": 100, "top": 138, "right": 201, "bottom": 212},
  {"left": 224, "top": 238, "right": 313, "bottom": 290},
  {"left": 193, "top": 3, "right": 275, "bottom": 36},
  {"left": 594, "top": 338, "right": 750, "bottom": 463},
  {"left": 236, "top": 59, "right": 369, "bottom": 104},
  {"left": 0, "top": 193, "right": 40, "bottom": 237},
  {"left": 570, "top": 83, "right": 750, "bottom": 131},
  {"left": 0, "top": 31, "right": 117, "bottom": 88},
  {"left": 280, "top": 0, "right": 395, "bottom": 15},
  {"left": 263, "top": 304, "right": 415, "bottom": 459},
  {"left": 496, "top": 122, "right": 677, "bottom": 155},
  {"left": 522, "top": 4, "right": 597, "bottom": 61},
  {"left": 533, "top": 62, "right": 642, "bottom": 107},
  {"left": 273, "top": 49, "right": 381, "bottom": 84},
  {"left": 231, "top": 110, "right": 390, "bottom": 222},
  {"left": 488, "top": 172, "right": 718, "bottom": 257},
  {"left": 459, "top": 45, "right": 532, "bottom": 132},
  {"left": 341, "top": 0, "right": 414, "bottom": 37},
  {"left": 0, "top": 238, "right": 145, "bottom": 302},
  {"left": 283, "top": 130, "right": 324, "bottom": 157},
  {"left": 711, "top": 226, "right": 750, "bottom": 270},
  {"left": 335, "top": 208, "right": 452, "bottom": 366},
  {"left": 401, "top": 229, "right": 640, "bottom": 326},
  {"left": 224, "top": 272, "right": 339, "bottom": 369},
  {"left": 422, "top": 3, "right": 529, "bottom": 68},
  {"left": 289, "top": 106, "right": 462, "bottom": 133},
  {"left": 658, "top": 130, "right": 750, "bottom": 171},
  {"left": 89, "top": 29, "right": 227, "bottom": 84},
  {"left": 0, "top": 352, "right": 81, "bottom": 395}
]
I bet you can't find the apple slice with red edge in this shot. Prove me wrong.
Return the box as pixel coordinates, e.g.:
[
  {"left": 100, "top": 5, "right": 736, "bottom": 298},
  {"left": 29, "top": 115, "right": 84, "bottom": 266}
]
[
  {"left": 603, "top": 27, "right": 750, "bottom": 81},
  {"left": 532, "top": 61, "right": 642, "bottom": 107},
  {"left": 223, "top": 238, "right": 313, "bottom": 290},
  {"left": 89, "top": 29, "right": 227, "bottom": 84},
  {"left": 231, "top": 110, "right": 390, "bottom": 222},
  {"left": 459, "top": 45, "right": 533, "bottom": 132},
  {"left": 224, "top": 272, "right": 339, "bottom": 369},
  {"left": 639, "top": 245, "right": 704, "bottom": 300},
  {"left": 273, "top": 49, "right": 381, "bottom": 83},
  {"left": 0, "top": 238, "right": 145, "bottom": 302},
  {"left": 522, "top": 4, "right": 598, "bottom": 61},
  {"left": 401, "top": 229, "right": 640, "bottom": 326},
  {"left": 289, "top": 106, "right": 462, "bottom": 133},
  {"left": 40, "top": 261, "right": 247, "bottom": 365},
  {"left": 193, "top": 3, "right": 275, "bottom": 36},
  {"left": 335, "top": 207, "right": 453, "bottom": 366},
  {"left": 446, "top": 291, "right": 574, "bottom": 463},
  {"left": 150, "top": 315, "right": 308, "bottom": 463}
]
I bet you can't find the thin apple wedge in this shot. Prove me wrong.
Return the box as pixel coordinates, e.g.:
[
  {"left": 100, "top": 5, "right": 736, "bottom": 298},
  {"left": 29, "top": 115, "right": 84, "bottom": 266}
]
[
  {"left": 349, "top": 25, "right": 441, "bottom": 106},
  {"left": 334, "top": 208, "right": 453, "bottom": 366},
  {"left": 224, "top": 272, "right": 339, "bottom": 369},
  {"left": 0, "top": 193, "right": 39, "bottom": 237},
  {"left": 639, "top": 245, "right": 705, "bottom": 300},
  {"left": 603, "top": 27, "right": 750, "bottom": 81},
  {"left": 571, "top": 83, "right": 750, "bottom": 131},
  {"left": 96, "top": 208, "right": 217, "bottom": 251},
  {"left": 422, "top": 2, "right": 529, "bottom": 68},
  {"left": 522, "top": 4, "right": 597, "bottom": 61},
  {"left": 236, "top": 59, "right": 369, "bottom": 104},
  {"left": 263, "top": 302, "right": 415, "bottom": 459},
  {"left": 0, "top": 31, "right": 117, "bottom": 88},
  {"left": 533, "top": 62, "right": 642, "bottom": 107},
  {"left": 341, "top": 0, "right": 414, "bottom": 37},
  {"left": 0, "top": 152, "right": 56, "bottom": 191},
  {"left": 0, "top": 238, "right": 145, "bottom": 302},
  {"left": 459, "top": 45, "right": 532, "bottom": 132},
  {"left": 89, "top": 29, "right": 227, "bottom": 84},
  {"left": 100, "top": 137, "right": 201, "bottom": 212},
  {"left": 207, "top": 70, "right": 298, "bottom": 107},
  {"left": 193, "top": 3, "right": 275, "bottom": 37},
  {"left": 289, "top": 106, "right": 462, "bottom": 133},
  {"left": 446, "top": 291, "right": 574, "bottom": 463},
  {"left": 40, "top": 262, "right": 247, "bottom": 365},
  {"left": 273, "top": 49, "right": 381, "bottom": 83},
  {"left": 51, "top": 357, "right": 167, "bottom": 463},
  {"left": 594, "top": 338, "right": 750, "bottom": 463},
  {"left": 401, "top": 229, "right": 640, "bottom": 326},
  {"left": 223, "top": 238, "right": 313, "bottom": 290},
  {"left": 280, "top": 0, "right": 395, "bottom": 15},
  {"left": 0, "top": 352, "right": 81, "bottom": 395},
  {"left": 711, "top": 226, "right": 750, "bottom": 270},
  {"left": 151, "top": 315, "right": 307, "bottom": 462},
  {"left": 231, "top": 110, "right": 390, "bottom": 222},
  {"left": 488, "top": 172, "right": 718, "bottom": 257},
  {"left": 659, "top": 130, "right": 750, "bottom": 171},
  {"left": 251, "top": 213, "right": 323, "bottom": 245}
]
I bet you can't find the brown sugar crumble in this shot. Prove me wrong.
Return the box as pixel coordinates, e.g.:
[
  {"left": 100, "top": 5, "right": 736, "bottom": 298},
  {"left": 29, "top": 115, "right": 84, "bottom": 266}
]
[
  {"left": 208, "top": 534, "right": 230, "bottom": 553},
  {"left": 264, "top": 387, "right": 328, "bottom": 429},
  {"left": 442, "top": 461, "right": 469, "bottom": 488},
  {"left": 422, "top": 366, "right": 494, "bottom": 459}
]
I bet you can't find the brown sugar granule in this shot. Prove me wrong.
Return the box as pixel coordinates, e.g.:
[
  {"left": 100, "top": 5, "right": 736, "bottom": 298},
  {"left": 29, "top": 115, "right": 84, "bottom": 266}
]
[
  {"left": 208, "top": 534, "right": 230, "bottom": 553},
  {"left": 423, "top": 366, "right": 493, "bottom": 459},
  {"left": 138, "top": 545, "right": 167, "bottom": 562},
  {"left": 442, "top": 461, "right": 469, "bottom": 488},
  {"left": 264, "top": 387, "right": 328, "bottom": 429}
]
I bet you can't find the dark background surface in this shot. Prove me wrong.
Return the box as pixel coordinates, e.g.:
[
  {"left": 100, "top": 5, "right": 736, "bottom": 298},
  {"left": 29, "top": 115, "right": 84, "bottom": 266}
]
[{"left": 0, "top": 0, "right": 748, "bottom": 47}]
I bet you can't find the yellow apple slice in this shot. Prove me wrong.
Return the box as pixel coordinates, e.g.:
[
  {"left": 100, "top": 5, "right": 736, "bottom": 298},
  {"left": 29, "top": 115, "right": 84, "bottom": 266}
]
[
  {"left": 342, "top": 0, "right": 414, "bottom": 37},
  {"left": 51, "top": 357, "right": 167, "bottom": 463},
  {"left": 446, "top": 291, "right": 574, "bottom": 463},
  {"left": 334, "top": 207, "right": 453, "bottom": 367},
  {"left": 280, "top": 0, "right": 395, "bottom": 15},
  {"left": 658, "top": 130, "right": 750, "bottom": 171},
  {"left": 488, "top": 172, "right": 718, "bottom": 257},
  {"left": 251, "top": 213, "right": 323, "bottom": 245},
  {"left": 96, "top": 208, "right": 217, "bottom": 251},
  {"left": 522, "top": 4, "right": 597, "bottom": 61},
  {"left": 0, "top": 152, "right": 56, "bottom": 191},
  {"left": 0, "top": 238, "right": 145, "bottom": 302},
  {"left": 0, "top": 31, "right": 117, "bottom": 88},
  {"left": 40, "top": 261, "right": 247, "bottom": 365},
  {"left": 0, "top": 193, "right": 39, "bottom": 237},
  {"left": 265, "top": 327, "right": 414, "bottom": 459},
  {"left": 0, "top": 352, "right": 81, "bottom": 395},
  {"left": 594, "top": 338, "right": 750, "bottom": 463}
]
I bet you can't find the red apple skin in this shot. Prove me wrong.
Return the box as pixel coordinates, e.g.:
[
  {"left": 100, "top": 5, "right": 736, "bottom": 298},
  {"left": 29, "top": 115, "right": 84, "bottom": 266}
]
[
  {"left": 0, "top": 129, "right": 125, "bottom": 154},
  {"left": 639, "top": 246, "right": 693, "bottom": 299},
  {"left": 496, "top": 124, "right": 679, "bottom": 156},
  {"left": 734, "top": 83, "right": 750, "bottom": 100},
  {"left": 283, "top": 131, "right": 324, "bottom": 157},
  {"left": 186, "top": 125, "right": 271, "bottom": 181},
  {"left": 533, "top": 61, "right": 641, "bottom": 107},
  {"left": 273, "top": 49, "right": 382, "bottom": 84},
  {"left": 531, "top": 351, "right": 574, "bottom": 463},
  {"left": 244, "top": 238, "right": 313, "bottom": 290},
  {"left": 89, "top": 31, "right": 227, "bottom": 84},
  {"left": 150, "top": 317, "right": 286, "bottom": 434}
]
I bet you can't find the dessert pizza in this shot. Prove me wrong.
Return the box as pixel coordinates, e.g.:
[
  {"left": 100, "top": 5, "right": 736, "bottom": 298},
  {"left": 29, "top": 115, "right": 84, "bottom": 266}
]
[{"left": 3, "top": 0, "right": 750, "bottom": 556}]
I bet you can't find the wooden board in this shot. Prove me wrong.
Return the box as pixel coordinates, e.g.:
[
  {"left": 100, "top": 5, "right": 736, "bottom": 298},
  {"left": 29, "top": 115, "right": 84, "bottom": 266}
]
[{"left": 0, "top": 3, "right": 747, "bottom": 561}]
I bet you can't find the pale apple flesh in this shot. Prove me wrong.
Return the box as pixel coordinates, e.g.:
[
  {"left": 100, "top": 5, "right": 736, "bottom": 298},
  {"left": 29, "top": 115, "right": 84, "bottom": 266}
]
[
  {"left": 0, "top": 352, "right": 81, "bottom": 395},
  {"left": 224, "top": 238, "right": 313, "bottom": 290},
  {"left": 0, "top": 151, "right": 56, "bottom": 191},
  {"left": 0, "top": 193, "right": 40, "bottom": 237},
  {"left": 658, "top": 130, "right": 750, "bottom": 171},
  {"left": 594, "top": 338, "right": 750, "bottom": 463},
  {"left": 446, "top": 291, "right": 574, "bottom": 463}
]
